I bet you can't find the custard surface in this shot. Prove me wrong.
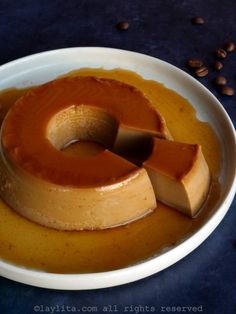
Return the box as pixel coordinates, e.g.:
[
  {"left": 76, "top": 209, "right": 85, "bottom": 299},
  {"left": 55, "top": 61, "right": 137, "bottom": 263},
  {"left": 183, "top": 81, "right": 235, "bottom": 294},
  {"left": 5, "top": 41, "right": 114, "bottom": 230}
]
[
  {"left": 2, "top": 76, "right": 167, "bottom": 187},
  {"left": 0, "top": 68, "right": 221, "bottom": 273}
]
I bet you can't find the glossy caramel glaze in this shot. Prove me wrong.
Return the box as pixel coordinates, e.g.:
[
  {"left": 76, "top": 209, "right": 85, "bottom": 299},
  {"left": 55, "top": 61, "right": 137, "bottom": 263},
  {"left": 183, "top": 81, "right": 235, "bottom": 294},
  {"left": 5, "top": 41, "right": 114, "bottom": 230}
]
[
  {"left": 2, "top": 76, "right": 167, "bottom": 187},
  {"left": 0, "top": 68, "right": 221, "bottom": 273}
]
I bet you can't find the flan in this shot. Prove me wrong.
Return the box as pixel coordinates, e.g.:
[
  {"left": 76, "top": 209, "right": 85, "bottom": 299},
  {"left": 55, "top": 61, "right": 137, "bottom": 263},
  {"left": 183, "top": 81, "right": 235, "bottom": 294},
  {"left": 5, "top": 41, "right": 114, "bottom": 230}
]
[
  {"left": 0, "top": 76, "right": 171, "bottom": 230},
  {"left": 144, "top": 138, "right": 211, "bottom": 217}
]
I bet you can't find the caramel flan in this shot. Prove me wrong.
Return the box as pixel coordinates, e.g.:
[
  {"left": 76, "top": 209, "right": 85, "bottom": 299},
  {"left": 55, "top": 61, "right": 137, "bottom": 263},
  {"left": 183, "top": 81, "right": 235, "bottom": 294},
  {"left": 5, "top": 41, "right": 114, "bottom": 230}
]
[{"left": 0, "top": 76, "right": 171, "bottom": 230}]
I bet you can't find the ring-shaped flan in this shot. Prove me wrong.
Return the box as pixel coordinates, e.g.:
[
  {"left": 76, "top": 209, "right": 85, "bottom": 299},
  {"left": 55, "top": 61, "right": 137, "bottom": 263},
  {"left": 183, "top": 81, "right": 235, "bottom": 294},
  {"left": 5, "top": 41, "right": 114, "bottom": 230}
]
[{"left": 0, "top": 76, "right": 170, "bottom": 230}]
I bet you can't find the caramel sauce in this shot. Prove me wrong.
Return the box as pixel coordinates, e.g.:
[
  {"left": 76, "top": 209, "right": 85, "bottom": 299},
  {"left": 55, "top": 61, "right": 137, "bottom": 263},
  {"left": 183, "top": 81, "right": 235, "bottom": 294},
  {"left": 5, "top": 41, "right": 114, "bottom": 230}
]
[{"left": 0, "top": 68, "right": 221, "bottom": 273}]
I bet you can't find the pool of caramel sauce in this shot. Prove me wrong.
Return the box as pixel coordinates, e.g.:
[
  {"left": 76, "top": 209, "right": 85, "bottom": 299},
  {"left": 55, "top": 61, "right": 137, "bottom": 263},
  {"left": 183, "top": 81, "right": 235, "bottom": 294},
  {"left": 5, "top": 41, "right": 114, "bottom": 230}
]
[{"left": 0, "top": 68, "right": 221, "bottom": 273}]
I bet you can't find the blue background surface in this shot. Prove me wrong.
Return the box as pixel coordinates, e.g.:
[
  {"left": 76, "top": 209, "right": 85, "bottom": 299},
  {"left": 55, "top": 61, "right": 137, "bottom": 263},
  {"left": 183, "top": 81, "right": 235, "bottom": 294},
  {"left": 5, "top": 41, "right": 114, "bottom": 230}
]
[{"left": 0, "top": 1, "right": 235, "bottom": 313}]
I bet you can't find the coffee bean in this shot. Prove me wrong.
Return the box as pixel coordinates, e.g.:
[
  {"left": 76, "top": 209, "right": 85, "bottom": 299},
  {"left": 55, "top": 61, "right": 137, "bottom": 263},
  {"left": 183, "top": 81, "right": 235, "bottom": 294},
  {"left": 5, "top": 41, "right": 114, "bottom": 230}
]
[
  {"left": 213, "top": 60, "right": 223, "bottom": 71},
  {"left": 116, "top": 21, "right": 129, "bottom": 30},
  {"left": 220, "top": 86, "right": 235, "bottom": 96},
  {"left": 216, "top": 48, "right": 227, "bottom": 58},
  {"left": 225, "top": 41, "right": 235, "bottom": 52},
  {"left": 195, "top": 66, "right": 208, "bottom": 77},
  {"left": 191, "top": 17, "right": 205, "bottom": 25},
  {"left": 214, "top": 76, "right": 227, "bottom": 86},
  {"left": 187, "top": 58, "right": 203, "bottom": 68}
]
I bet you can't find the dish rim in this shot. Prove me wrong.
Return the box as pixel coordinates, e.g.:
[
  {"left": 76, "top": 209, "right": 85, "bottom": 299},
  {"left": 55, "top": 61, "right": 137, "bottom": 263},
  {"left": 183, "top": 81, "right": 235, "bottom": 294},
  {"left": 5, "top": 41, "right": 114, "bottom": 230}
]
[{"left": 0, "top": 47, "right": 235, "bottom": 290}]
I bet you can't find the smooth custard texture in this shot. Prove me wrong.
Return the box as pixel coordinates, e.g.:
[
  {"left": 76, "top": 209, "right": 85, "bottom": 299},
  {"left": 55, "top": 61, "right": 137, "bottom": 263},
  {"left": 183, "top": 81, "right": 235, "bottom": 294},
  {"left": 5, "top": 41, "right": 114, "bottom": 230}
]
[
  {"left": 0, "top": 68, "right": 221, "bottom": 273},
  {"left": 144, "top": 138, "right": 211, "bottom": 216}
]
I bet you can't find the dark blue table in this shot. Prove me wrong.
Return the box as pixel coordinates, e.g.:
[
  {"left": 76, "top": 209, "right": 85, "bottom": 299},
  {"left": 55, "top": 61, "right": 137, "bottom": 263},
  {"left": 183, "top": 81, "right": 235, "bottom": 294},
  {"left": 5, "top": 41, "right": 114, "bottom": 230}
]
[{"left": 0, "top": 1, "right": 235, "bottom": 313}]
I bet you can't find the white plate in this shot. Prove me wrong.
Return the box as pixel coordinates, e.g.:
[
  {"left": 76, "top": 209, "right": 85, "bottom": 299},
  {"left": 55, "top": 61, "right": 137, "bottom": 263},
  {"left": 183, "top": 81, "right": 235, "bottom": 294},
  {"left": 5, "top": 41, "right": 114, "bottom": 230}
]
[{"left": 0, "top": 47, "right": 235, "bottom": 290}]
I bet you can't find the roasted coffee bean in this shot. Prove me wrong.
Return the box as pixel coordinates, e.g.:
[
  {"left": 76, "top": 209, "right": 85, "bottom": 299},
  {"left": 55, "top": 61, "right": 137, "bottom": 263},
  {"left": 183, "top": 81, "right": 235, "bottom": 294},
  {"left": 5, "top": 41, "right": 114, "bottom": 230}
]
[
  {"left": 187, "top": 58, "right": 203, "bottom": 68},
  {"left": 213, "top": 60, "right": 223, "bottom": 71},
  {"left": 195, "top": 66, "right": 208, "bottom": 77},
  {"left": 116, "top": 21, "right": 129, "bottom": 30},
  {"left": 214, "top": 76, "right": 227, "bottom": 86},
  {"left": 225, "top": 41, "right": 235, "bottom": 52},
  {"left": 216, "top": 48, "right": 227, "bottom": 58},
  {"left": 191, "top": 17, "right": 205, "bottom": 25},
  {"left": 220, "top": 86, "right": 235, "bottom": 96}
]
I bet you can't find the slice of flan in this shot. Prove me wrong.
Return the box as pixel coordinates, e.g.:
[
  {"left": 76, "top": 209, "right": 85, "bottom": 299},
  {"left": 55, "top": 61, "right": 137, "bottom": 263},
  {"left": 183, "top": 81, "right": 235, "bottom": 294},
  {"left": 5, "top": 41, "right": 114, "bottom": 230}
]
[{"left": 144, "top": 138, "right": 211, "bottom": 217}]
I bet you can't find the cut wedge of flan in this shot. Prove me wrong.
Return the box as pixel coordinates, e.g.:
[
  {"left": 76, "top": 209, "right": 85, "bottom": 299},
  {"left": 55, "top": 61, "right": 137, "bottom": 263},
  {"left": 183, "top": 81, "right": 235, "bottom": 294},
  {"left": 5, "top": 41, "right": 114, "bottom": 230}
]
[{"left": 144, "top": 138, "right": 211, "bottom": 217}]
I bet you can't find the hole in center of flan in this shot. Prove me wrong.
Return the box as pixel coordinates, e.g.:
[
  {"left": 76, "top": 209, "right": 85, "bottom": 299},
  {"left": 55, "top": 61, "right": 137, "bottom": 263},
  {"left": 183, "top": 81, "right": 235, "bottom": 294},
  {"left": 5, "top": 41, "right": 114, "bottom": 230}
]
[
  {"left": 61, "top": 139, "right": 105, "bottom": 157},
  {"left": 46, "top": 105, "right": 119, "bottom": 157}
]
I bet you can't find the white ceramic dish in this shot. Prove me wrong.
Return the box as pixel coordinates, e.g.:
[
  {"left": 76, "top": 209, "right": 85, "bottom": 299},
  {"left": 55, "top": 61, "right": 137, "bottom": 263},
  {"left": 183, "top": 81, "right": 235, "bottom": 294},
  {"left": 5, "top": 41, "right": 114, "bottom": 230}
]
[{"left": 0, "top": 47, "right": 235, "bottom": 290}]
